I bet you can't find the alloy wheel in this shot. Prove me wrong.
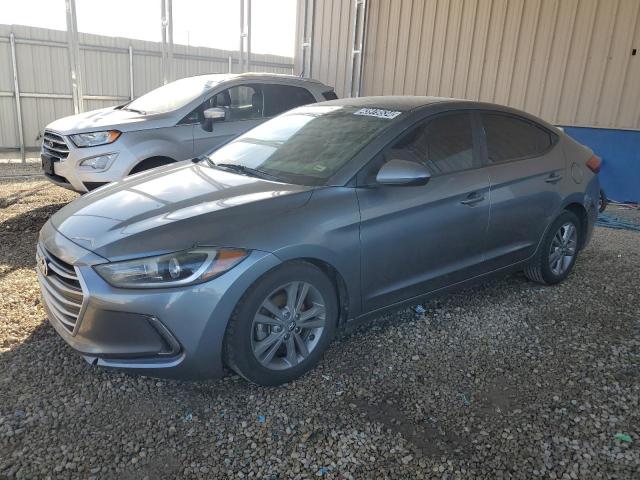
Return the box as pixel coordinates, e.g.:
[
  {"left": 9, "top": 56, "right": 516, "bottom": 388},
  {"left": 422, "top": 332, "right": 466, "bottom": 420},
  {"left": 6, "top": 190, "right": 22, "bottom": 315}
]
[
  {"left": 548, "top": 222, "right": 577, "bottom": 276},
  {"left": 251, "top": 281, "right": 326, "bottom": 370}
]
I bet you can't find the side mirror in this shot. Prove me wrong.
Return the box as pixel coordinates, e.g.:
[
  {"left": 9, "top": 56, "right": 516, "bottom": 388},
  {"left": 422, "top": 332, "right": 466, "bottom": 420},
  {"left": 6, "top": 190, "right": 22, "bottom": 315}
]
[
  {"left": 201, "top": 107, "right": 226, "bottom": 132},
  {"left": 376, "top": 159, "right": 431, "bottom": 186}
]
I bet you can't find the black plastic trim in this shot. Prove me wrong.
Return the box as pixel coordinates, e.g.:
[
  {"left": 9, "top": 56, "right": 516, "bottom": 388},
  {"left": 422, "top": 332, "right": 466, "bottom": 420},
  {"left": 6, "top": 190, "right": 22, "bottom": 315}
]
[{"left": 83, "top": 182, "right": 109, "bottom": 191}]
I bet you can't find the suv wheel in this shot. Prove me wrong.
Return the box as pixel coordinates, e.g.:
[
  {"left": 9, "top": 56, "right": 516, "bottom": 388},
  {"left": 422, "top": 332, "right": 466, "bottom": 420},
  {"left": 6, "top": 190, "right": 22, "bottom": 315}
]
[
  {"left": 524, "top": 211, "right": 581, "bottom": 285},
  {"left": 223, "top": 261, "right": 337, "bottom": 386}
]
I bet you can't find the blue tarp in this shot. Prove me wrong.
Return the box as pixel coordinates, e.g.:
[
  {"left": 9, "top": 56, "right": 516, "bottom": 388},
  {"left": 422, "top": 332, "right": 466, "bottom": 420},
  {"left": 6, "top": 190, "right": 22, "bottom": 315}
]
[{"left": 563, "top": 126, "right": 639, "bottom": 203}]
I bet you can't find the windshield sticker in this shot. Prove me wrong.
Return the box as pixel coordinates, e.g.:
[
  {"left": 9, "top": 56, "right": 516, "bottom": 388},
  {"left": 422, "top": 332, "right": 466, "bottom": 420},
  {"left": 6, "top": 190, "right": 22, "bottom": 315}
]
[{"left": 353, "top": 108, "right": 402, "bottom": 119}]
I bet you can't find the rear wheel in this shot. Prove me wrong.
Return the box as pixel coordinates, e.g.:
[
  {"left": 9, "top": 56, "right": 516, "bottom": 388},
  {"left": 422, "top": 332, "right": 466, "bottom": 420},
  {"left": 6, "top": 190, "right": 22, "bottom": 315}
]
[
  {"left": 223, "top": 261, "right": 337, "bottom": 386},
  {"left": 598, "top": 189, "right": 608, "bottom": 213},
  {"left": 524, "top": 211, "right": 580, "bottom": 285}
]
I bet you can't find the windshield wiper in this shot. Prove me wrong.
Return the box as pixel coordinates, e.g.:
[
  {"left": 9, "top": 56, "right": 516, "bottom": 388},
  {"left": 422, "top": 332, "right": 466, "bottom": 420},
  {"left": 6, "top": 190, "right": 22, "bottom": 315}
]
[
  {"left": 215, "top": 162, "right": 281, "bottom": 181},
  {"left": 122, "top": 107, "right": 146, "bottom": 114}
]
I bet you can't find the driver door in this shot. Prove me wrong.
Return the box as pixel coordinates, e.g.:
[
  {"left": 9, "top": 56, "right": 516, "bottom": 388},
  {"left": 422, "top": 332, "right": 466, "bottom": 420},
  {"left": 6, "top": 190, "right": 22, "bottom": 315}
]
[
  {"left": 356, "top": 112, "right": 491, "bottom": 312},
  {"left": 191, "top": 84, "right": 266, "bottom": 155}
]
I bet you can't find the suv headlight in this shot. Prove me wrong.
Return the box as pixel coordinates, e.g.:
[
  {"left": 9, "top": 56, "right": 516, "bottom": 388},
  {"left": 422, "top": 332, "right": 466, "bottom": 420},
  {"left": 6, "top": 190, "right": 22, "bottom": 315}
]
[
  {"left": 94, "top": 247, "right": 248, "bottom": 288},
  {"left": 70, "top": 130, "right": 121, "bottom": 148}
]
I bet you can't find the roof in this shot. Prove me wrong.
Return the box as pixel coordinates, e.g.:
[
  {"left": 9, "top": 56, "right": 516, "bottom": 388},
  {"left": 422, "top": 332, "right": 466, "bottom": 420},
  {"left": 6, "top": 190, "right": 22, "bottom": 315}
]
[
  {"left": 316, "top": 96, "right": 559, "bottom": 132},
  {"left": 320, "top": 95, "right": 470, "bottom": 112},
  {"left": 187, "top": 72, "right": 328, "bottom": 86}
]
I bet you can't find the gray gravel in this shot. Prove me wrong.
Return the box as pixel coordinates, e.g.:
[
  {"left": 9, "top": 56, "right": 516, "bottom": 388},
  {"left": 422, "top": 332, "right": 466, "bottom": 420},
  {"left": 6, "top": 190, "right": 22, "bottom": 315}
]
[{"left": 1, "top": 176, "right": 638, "bottom": 479}]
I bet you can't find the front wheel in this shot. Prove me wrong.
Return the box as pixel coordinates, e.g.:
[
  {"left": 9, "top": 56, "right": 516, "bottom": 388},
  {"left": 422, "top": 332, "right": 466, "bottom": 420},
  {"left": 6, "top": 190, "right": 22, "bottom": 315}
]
[
  {"left": 223, "top": 261, "right": 337, "bottom": 386},
  {"left": 524, "top": 211, "right": 581, "bottom": 285}
]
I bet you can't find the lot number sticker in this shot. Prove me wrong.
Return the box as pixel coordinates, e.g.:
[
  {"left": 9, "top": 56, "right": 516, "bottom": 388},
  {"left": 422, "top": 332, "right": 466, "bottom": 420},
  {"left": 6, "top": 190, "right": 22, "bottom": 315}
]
[{"left": 353, "top": 108, "right": 402, "bottom": 119}]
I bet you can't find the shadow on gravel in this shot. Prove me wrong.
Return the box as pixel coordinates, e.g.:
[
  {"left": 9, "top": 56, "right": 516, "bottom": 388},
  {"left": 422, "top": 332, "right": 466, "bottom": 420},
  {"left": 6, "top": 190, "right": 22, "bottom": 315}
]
[
  {"left": 0, "top": 184, "right": 49, "bottom": 209},
  {"left": 0, "top": 203, "right": 67, "bottom": 279}
]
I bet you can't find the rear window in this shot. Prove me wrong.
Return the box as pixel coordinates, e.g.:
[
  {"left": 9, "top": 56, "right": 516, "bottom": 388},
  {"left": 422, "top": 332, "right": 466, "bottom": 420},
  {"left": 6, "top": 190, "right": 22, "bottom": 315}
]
[{"left": 481, "top": 113, "right": 553, "bottom": 163}]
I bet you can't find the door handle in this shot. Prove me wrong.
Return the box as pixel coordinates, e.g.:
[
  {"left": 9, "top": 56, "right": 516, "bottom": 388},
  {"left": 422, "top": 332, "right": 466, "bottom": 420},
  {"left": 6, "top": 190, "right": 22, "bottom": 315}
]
[
  {"left": 545, "top": 173, "right": 563, "bottom": 184},
  {"left": 460, "top": 192, "right": 484, "bottom": 206}
]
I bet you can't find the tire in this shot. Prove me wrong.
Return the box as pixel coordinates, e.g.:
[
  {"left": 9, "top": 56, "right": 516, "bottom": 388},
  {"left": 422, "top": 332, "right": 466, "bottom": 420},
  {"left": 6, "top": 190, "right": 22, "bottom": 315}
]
[
  {"left": 524, "top": 210, "right": 581, "bottom": 285},
  {"left": 223, "top": 261, "right": 338, "bottom": 386}
]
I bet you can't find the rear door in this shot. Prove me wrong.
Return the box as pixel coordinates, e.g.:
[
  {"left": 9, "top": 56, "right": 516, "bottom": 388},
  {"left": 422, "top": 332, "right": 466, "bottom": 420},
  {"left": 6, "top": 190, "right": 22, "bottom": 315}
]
[
  {"left": 357, "top": 111, "right": 491, "bottom": 311},
  {"left": 480, "top": 112, "right": 564, "bottom": 269}
]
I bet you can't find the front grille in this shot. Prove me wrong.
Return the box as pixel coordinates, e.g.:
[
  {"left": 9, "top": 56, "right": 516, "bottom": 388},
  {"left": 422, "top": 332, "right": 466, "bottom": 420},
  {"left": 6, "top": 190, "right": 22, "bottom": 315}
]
[
  {"left": 36, "top": 245, "right": 85, "bottom": 334},
  {"left": 42, "top": 130, "right": 70, "bottom": 162}
]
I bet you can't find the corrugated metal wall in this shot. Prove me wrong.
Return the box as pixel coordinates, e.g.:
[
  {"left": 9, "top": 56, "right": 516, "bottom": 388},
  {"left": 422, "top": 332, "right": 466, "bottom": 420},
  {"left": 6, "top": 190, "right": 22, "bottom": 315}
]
[
  {"left": 295, "top": 0, "right": 356, "bottom": 99},
  {"left": 0, "top": 24, "right": 294, "bottom": 149},
  {"left": 299, "top": 0, "right": 640, "bottom": 131}
]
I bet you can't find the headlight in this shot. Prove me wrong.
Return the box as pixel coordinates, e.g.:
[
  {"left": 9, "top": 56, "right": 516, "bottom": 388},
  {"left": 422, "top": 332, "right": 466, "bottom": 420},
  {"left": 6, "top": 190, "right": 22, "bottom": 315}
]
[
  {"left": 94, "top": 247, "right": 248, "bottom": 288},
  {"left": 78, "top": 153, "right": 118, "bottom": 170},
  {"left": 70, "top": 130, "right": 121, "bottom": 148}
]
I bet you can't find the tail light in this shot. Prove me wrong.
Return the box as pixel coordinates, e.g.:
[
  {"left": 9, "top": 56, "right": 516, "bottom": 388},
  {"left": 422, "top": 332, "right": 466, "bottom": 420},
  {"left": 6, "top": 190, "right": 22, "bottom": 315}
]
[{"left": 586, "top": 155, "right": 601, "bottom": 174}]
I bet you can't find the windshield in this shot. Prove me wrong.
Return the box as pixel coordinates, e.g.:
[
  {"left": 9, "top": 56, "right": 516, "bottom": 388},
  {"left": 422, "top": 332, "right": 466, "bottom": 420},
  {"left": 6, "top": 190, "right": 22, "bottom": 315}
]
[
  {"left": 125, "top": 76, "right": 223, "bottom": 114},
  {"left": 205, "top": 105, "right": 402, "bottom": 185}
]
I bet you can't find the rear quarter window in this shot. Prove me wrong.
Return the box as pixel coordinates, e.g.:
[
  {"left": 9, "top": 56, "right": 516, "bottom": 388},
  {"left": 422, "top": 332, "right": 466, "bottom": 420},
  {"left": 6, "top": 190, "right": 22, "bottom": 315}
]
[
  {"left": 262, "top": 84, "right": 317, "bottom": 117},
  {"left": 481, "top": 113, "right": 554, "bottom": 163},
  {"left": 322, "top": 90, "right": 338, "bottom": 100}
]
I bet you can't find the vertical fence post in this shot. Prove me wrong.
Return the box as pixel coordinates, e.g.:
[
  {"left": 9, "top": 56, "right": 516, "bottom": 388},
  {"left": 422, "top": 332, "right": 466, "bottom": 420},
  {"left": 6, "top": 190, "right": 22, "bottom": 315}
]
[
  {"left": 228, "top": 55, "right": 233, "bottom": 73},
  {"left": 300, "top": 0, "right": 315, "bottom": 78},
  {"left": 161, "top": 0, "right": 167, "bottom": 84},
  {"left": 246, "top": 0, "right": 252, "bottom": 72},
  {"left": 239, "top": 0, "right": 245, "bottom": 73},
  {"left": 167, "top": 0, "right": 174, "bottom": 81},
  {"left": 129, "top": 45, "right": 134, "bottom": 100},
  {"left": 9, "top": 33, "right": 25, "bottom": 163},
  {"left": 65, "top": 0, "right": 83, "bottom": 113},
  {"left": 348, "top": 0, "right": 367, "bottom": 98},
  {"left": 160, "top": 0, "right": 174, "bottom": 84}
]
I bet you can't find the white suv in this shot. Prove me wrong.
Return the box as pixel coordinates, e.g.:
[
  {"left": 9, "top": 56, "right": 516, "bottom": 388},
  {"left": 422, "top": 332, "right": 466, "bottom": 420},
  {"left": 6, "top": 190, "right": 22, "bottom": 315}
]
[{"left": 41, "top": 73, "right": 336, "bottom": 192}]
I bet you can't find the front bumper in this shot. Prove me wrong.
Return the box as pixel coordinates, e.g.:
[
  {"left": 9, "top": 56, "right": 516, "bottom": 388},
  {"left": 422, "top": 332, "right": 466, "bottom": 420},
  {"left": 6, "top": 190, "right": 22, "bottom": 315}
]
[
  {"left": 36, "top": 221, "right": 281, "bottom": 379},
  {"left": 41, "top": 131, "right": 139, "bottom": 193}
]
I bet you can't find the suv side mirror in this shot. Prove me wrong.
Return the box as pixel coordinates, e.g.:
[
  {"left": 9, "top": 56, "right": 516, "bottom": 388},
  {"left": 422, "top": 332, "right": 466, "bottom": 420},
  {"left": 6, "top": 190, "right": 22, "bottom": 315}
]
[
  {"left": 201, "top": 107, "right": 226, "bottom": 132},
  {"left": 376, "top": 159, "right": 431, "bottom": 186}
]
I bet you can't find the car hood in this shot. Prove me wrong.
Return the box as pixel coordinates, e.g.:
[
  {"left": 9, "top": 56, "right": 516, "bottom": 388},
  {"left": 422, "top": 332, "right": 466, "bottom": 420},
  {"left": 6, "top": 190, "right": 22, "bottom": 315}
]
[
  {"left": 50, "top": 161, "right": 314, "bottom": 261},
  {"left": 46, "top": 106, "right": 173, "bottom": 135}
]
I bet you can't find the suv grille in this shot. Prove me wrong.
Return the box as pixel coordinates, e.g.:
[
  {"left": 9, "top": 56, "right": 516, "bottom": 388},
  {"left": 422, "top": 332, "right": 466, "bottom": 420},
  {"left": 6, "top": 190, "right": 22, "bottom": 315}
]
[
  {"left": 36, "top": 245, "right": 85, "bottom": 334},
  {"left": 42, "top": 131, "right": 70, "bottom": 162}
]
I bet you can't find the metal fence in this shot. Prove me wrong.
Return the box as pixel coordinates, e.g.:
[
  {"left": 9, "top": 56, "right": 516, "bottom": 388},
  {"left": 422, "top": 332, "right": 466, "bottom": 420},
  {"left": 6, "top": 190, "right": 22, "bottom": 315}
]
[{"left": 0, "top": 23, "right": 294, "bottom": 157}]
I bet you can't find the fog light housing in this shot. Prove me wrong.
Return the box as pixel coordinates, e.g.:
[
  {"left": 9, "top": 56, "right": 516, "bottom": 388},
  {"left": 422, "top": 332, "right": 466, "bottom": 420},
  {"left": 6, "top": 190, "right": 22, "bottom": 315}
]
[{"left": 78, "top": 153, "right": 118, "bottom": 171}]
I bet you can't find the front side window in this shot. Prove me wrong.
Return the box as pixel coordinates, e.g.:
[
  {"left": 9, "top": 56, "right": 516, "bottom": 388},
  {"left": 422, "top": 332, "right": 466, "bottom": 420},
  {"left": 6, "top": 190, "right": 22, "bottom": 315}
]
[
  {"left": 210, "top": 85, "right": 264, "bottom": 121},
  {"left": 481, "top": 113, "right": 553, "bottom": 163},
  {"left": 262, "top": 84, "right": 316, "bottom": 117},
  {"left": 182, "top": 84, "right": 264, "bottom": 124},
  {"left": 386, "top": 112, "right": 475, "bottom": 175},
  {"left": 205, "top": 105, "right": 402, "bottom": 185}
]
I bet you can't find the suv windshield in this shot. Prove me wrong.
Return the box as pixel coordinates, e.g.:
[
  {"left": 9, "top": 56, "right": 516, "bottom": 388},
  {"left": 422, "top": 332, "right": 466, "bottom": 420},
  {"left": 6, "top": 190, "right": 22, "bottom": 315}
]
[
  {"left": 205, "top": 105, "right": 402, "bottom": 185},
  {"left": 125, "top": 76, "right": 223, "bottom": 114}
]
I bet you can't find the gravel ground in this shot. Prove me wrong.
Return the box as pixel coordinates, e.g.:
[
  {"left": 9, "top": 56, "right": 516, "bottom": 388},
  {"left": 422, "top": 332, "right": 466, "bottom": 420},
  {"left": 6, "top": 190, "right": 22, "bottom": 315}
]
[
  {"left": 0, "top": 155, "right": 42, "bottom": 178},
  {"left": 0, "top": 176, "right": 638, "bottom": 480}
]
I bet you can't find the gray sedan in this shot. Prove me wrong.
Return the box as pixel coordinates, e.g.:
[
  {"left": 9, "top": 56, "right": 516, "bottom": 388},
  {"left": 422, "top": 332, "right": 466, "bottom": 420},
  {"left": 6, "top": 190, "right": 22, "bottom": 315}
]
[{"left": 36, "top": 97, "right": 600, "bottom": 386}]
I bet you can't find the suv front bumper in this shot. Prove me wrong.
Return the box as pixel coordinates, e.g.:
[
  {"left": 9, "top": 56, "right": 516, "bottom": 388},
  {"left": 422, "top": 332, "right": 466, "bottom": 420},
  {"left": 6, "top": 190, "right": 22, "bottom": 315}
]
[{"left": 41, "top": 131, "right": 139, "bottom": 193}]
